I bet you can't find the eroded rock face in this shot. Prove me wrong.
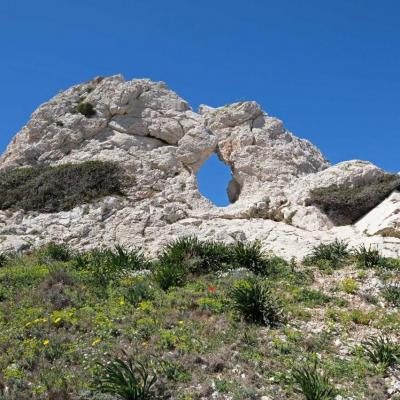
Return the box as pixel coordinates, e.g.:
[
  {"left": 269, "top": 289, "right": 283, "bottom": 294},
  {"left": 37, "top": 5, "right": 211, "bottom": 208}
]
[{"left": 0, "top": 75, "right": 399, "bottom": 258}]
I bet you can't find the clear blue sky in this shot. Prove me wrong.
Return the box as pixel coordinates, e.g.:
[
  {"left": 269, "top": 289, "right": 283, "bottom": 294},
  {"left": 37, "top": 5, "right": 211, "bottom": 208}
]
[{"left": 1, "top": 0, "right": 399, "bottom": 206}]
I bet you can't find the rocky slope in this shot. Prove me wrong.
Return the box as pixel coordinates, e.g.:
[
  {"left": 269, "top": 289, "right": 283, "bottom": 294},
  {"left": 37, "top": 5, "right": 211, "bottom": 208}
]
[{"left": 0, "top": 75, "right": 399, "bottom": 258}]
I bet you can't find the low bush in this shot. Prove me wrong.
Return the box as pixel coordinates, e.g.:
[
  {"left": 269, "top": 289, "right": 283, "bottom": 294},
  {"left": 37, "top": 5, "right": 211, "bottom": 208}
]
[
  {"left": 308, "top": 174, "right": 400, "bottom": 225},
  {"left": 295, "top": 289, "right": 331, "bottom": 307},
  {"left": 38, "top": 268, "right": 75, "bottom": 310},
  {"left": 361, "top": 335, "right": 400, "bottom": 372},
  {"left": 379, "top": 257, "right": 400, "bottom": 271},
  {"left": 74, "top": 246, "right": 149, "bottom": 287},
  {"left": 303, "top": 240, "right": 350, "bottom": 269},
  {"left": 125, "top": 278, "right": 156, "bottom": 306},
  {"left": 231, "top": 241, "right": 288, "bottom": 275},
  {"left": 38, "top": 242, "right": 72, "bottom": 263},
  {"left": 76, "top": 101, "right": 96, "bottom": 117},
  {"left": 292, "top": 360, "right": 335, "bottom": 400},
  {"left": 153, "top": 259, "right": 188, "bottom": 291},
  {"left": 353, "top": 245, "right": 383, "bottom": 269},
  {"left": 381, "top": 285, "right": 400, "bottom": 307},
  {"left": 159, "top": 236, "right": 233, "bottom": 275},
  {"left": 231, "top": 241, "right": 267, "bottom": 274},
  {"left": 0, "top": 253, "right": 7, "bottom": 268},
  {"left": 341, "top": 277, "right": 358, "bottom": 294},
  {"left": 96, "top": 353, "right": 157, "bottom": 400},
  {"left": 0, "top": 161, "right": 125, "bottom": 213},
  {"left": 230, "top": 279, "right": 283, "bottom": 326}
]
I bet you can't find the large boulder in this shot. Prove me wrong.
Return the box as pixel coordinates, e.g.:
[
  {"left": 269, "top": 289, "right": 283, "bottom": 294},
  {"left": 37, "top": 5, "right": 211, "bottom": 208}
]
[{"left": 0, "top": 75, "right": 399, "bottom": 258}]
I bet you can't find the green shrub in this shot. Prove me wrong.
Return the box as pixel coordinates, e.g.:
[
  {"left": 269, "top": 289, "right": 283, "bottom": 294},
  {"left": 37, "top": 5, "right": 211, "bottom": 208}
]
[
  {"left": 231, "top": 241, "right": 289, "bottom": 275},
  {"left": 231, "top": 241, "right": 266, "bottom": 274},
  {"left": 361, "top": 335, "right": 400, "bottom": 372},
  {"left": 160, "top": 236, "right": 232, "bottom": 275},
  {"left": 0, "top": 253, "right": 7, "bottom": 268},
  {"left": 153, "top": 259, "right": 188, "bottom": 291},
  {"left": 295, "top": 289, "right": 331, "bottom": 307},
  {"left": 74, "top": 246, "right": 149, "bottom": 287},
  {"left": 230, "top": 279, "right": 283, "bottom": 326},
  {"left": 96, "top": 353, "right": 157, "bottom": 400},
  {"left": 353, "top": 245, "right": 383, "bottom": 269},
  {"left": 125, "top": 278, "right": 155, "bottom": 306},
  {"left": 39, "top": 242, "right": 72, "bottom": 262},
  {"left": 379, "top": 257, "right": 400, "bottom": 271},
  {"left": 159, "top": 359, "right": 188, "bottom": 382},
  {"left": 382, "top": 285, "right": 400, "bottom": 307},
  {"left": 77, "top": 101, "right": 96, "bottom": 117},
  {"left": 0, "top": 161, "right": 125, "bottom": 213},
  {"left": 303, "top": 240, "right": 350, "bottom": 269},
  {"left": 308, "top": 174, "right": 400, "bottom": 225},
  {"left": 292, "top": 360, "right": 335, "bottom": 399},
  {"left": 341, "top": 277, "right": 358, "bottom": 294}
]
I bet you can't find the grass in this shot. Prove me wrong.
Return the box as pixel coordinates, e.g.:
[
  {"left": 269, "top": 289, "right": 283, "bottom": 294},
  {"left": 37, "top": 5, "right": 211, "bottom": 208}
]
[
  {"left": 0, "top": 238, "right": 398, "bottom": 398},
  {"left": 0, "top": 161, "right": 125, "bottom": 213},
  {"left": 230, "top": 279, "right": 283, "bottom": 326},
  {"left": 96, "top": 353, "right": 157, "bottom": 399},
  {"left": 361, "top": 336, "right": 400, "bottom": 373},
  {"left": 382, "top": 285, "right": 400, "bottom": 307},
  {"left": 74, "top": 246, "right": 150, "bottom": 287},
  {"left": 292, "top": 360, "right": 335, "bottom": 399},
  {"left": 353, "top": 244, "right": 383, "bottom": 269},
  {"left": 303, "top": 240, "right": 350, "bottom": 270}
]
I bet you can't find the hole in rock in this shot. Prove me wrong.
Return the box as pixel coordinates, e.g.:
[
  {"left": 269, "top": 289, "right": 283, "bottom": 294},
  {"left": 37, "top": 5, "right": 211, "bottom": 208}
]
[{"left": 196, "top": 153, "right": 239, "bottom": 207}]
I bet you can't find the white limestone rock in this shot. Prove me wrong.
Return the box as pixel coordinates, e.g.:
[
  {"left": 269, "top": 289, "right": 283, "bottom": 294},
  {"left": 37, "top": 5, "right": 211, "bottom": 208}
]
[{"left": 0, "top": 75, "right": 399, "bottom": 258}]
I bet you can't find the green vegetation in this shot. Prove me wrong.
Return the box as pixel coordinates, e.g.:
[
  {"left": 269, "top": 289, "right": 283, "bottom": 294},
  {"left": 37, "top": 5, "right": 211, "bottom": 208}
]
[
  {"left": 0, "top": 161, "right": 125, "bottom": 213},
  {"left": 308, "top": 174, "right": 400, "bottom": 225},
  {"left": 74, "top": 245, "right": 150, "bottom": 287},
  {"left": 382, "top": 285, "right": 400, "bottom": 307},
  {"left": 230, "top": 279, "right": 283, "bottom": 326},
  {"left": 303, "top": 239, "right": 350, "bottom": 270},
  {"left": 231, "top": 240, "right": 288, "bottom": 275},
  {"left": 0, "top": 238, "right": 398, "bottom": 398},
  {"left": 292, "top": 360, "right": 335, "bottom": 399},
  {"left": 340, "top": 277, "right": 358, "bottom": 294},
  {"left": 361, "top": 336, "right": 400, "bottom": 373},
  {"left": 97, "top": 353, "right": 157, "bottom": 400},
  {"left": 0, "top": 252, "right": 7, "bottom": 268},
  {"left": 354, "top": 244, "right": 383, "bottom": 269},
  {"left": 76, "top": 101, "right": 96, "bottom": 117}
]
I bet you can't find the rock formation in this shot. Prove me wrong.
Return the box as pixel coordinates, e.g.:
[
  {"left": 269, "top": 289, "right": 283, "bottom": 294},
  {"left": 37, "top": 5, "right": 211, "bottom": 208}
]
[{"left": 0, "top": 75, "right": 399, "bottom": 258}]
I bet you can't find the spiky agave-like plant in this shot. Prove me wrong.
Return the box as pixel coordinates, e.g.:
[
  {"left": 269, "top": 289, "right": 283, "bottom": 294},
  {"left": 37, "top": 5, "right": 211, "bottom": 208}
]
[
  {"left": 97, "top": 354, "right": 157, "bottom": 400},
  {"left": 361, "top": 335, "right": 400, "bottom": 372},
  {"left": 230, "top": 279, "right": 283, "bottom": 326},
  {"left": 292, "top": 360, "right": 335, "bottom": 400}
]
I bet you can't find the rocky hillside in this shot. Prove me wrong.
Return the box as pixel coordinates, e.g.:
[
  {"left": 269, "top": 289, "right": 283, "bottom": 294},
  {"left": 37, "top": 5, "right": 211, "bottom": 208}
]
[{"left": 0, "top": 75, "right": 399, "bottom": 257}]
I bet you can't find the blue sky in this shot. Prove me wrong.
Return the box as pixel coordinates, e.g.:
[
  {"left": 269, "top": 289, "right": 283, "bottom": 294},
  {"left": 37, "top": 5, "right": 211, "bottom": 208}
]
[{"left": 1, "top": 0, "right": 399, "bottom": 206}]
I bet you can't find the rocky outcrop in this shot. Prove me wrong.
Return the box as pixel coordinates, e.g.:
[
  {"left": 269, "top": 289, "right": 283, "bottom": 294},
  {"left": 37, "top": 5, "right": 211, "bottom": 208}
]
[{"left": 0, "top": 75, "right": 399, "bottom": 258}]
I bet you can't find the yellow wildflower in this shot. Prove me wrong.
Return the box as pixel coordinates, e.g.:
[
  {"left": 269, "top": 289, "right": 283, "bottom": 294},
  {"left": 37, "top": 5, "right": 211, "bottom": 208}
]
[
  {"left": 53, "top": 317, "right": 62, "bottom": 324},
  {"left": 91, "top": 338, "right": 101, "bottom": 346},
  {"left": 43, "top": 339, "right": 49, "bottom": 346},
  {"left": 119, "top": 297, "right": 125, "bottom": 306}
]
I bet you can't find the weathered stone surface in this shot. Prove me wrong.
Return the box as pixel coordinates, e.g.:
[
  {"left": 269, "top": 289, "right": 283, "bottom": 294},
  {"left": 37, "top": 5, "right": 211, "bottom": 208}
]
[{"left": 0, "top": 75, "right": 399, "bottom": 258}]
